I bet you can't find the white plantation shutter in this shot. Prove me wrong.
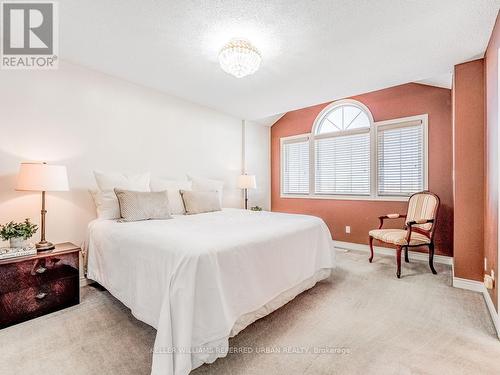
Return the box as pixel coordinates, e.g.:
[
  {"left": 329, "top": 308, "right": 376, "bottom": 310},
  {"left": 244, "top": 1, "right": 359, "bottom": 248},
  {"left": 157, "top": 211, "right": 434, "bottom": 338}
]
[
  {"left": 315, "top": 132, "right": 370, "bottom": 194},
  {"left": 282, "top": 137, "right": 309, "bottom": 194},
  {"left": 377, "top": 121, "right": 424, "bottom": 195}
]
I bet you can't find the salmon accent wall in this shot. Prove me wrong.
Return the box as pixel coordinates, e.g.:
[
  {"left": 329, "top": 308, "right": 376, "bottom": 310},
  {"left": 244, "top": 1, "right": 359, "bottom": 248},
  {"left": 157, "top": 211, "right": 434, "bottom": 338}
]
[
  {"left": 453, "top": 59, "right": 485, "bottom": 282},
  {"left": 271, "top": 83, "right": 453, "bottom": 256},
  {"left": 485, "top": 12, "right": 500, "bottom": 310}
]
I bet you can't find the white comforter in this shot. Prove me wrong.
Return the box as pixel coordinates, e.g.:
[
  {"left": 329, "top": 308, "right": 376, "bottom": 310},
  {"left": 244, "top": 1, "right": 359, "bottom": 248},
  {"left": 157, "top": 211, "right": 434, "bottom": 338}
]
[{"left": 86, "top": 209, "right": 335, "bottom": 375}]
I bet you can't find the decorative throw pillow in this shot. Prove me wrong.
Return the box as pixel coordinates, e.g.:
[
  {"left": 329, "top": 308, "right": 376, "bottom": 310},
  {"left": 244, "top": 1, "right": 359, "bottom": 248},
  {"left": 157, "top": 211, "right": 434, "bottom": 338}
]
[
  {"left": 180, "top": 190, "right": 221, "bottom": 215},
  {"left": 114, "top": 189, "right": 172, "bottom": 222},
  {"left": 90, "top": 189, "right": 121, "bottom": 219},
  {"left": 187, "top": 175, "right": 224, "bottom": 206},
  {"left": 150, "top": 178, "right": 192, "bottom": 215},
  {"left": 91, "top": 171, "right": 151, "bottom": 219}
]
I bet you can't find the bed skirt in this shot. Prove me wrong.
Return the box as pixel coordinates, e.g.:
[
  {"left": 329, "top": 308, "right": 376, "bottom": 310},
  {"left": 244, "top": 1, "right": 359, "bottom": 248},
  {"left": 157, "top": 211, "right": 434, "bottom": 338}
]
[{"left": 190, "top": 267, "right": 333, "bottom": 371}]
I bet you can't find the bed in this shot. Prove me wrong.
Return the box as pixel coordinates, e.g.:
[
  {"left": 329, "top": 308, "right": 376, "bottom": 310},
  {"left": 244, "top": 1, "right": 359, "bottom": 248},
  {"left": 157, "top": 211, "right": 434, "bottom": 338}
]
[{"left": 86, "top": 208, "right": 335, "bottom": 375}]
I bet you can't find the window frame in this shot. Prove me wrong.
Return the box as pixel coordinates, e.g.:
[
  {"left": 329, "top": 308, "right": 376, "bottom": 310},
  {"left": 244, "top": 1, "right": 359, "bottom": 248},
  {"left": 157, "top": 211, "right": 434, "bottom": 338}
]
[
  {"left": 280, "top": 133, "right": 311, "bottom": 196},
  {"left": 375, "top": 114, "right": 429, "bottom": 198},
  {"left": 279, "top": 103, "right": 429, "bottom": 201}
]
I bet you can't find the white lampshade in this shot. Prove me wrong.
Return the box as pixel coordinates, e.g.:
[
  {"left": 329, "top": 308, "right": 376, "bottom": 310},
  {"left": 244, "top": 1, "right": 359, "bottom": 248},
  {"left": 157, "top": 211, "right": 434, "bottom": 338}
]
[
  {"left": 16, "top": 163, "right": 69, "bottom": 192},
  {"left": 238, "top": 174, "right": 256, "bottom": 189}
]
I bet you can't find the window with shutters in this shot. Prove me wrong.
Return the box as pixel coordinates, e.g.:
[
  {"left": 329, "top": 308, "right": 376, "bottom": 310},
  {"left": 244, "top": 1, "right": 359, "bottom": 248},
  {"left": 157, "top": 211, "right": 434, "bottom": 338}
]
[
  {"left": 376, "top": 117, "right": 427, "bottom": 196},
  {"left": 313, "top": 100, "right": 372, "bottom": 195},
  {"left": 281, "top": 135, "right": 310, "bottom": 194},
  {"left": 279, "top": 99, "right": 428, "bottom": 201}
]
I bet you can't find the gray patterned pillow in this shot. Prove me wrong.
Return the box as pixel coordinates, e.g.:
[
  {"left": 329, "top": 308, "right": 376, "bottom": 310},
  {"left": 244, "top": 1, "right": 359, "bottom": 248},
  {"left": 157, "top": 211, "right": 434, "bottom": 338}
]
[
  {"left": 114, "top": 189, "right": 172, "bottom": 222},
  {"left": 180, "top": 190, "right": 221, "bottom": 215}
]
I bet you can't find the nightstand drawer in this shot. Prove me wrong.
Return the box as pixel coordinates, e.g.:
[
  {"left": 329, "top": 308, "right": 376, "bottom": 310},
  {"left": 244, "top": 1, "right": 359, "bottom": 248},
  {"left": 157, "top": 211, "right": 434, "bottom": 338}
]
[
  {"left": 0, "top": 276, "right": 79, "bottom": 328},
  {"left": 0, "top": 252, "right": 79, "bottom": 294}
]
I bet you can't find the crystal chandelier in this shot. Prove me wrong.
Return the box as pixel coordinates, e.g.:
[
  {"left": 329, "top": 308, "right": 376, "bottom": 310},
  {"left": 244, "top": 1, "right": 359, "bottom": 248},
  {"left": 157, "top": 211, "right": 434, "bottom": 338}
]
[{"left": 218, "top": 39, "right": 262, "bottom": 78}]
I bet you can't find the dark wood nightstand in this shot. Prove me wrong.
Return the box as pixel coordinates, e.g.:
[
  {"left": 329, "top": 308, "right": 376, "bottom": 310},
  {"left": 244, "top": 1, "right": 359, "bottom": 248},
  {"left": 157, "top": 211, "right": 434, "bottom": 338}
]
[{"left": 0, "top": 242, "right": 80, "bottom": 328}]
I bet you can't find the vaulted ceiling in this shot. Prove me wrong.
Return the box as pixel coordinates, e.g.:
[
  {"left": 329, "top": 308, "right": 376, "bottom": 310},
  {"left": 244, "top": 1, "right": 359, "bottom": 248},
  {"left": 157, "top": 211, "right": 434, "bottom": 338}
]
[{"left": 60, "top": 0, "right": 499, "bottom": 121}]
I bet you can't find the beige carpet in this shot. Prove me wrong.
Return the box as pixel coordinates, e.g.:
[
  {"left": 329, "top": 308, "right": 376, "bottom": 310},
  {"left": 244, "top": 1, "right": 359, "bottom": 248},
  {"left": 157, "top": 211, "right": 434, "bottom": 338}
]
[{"left": 1, "top": 250, "right": 499, "bottom": 375}]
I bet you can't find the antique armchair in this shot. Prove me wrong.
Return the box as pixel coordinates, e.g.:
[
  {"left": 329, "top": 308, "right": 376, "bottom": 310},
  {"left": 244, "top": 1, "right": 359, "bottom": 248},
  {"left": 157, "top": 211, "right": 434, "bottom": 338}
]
[{"left": 368, "top": 191, "right": 440, "bottom": 278}]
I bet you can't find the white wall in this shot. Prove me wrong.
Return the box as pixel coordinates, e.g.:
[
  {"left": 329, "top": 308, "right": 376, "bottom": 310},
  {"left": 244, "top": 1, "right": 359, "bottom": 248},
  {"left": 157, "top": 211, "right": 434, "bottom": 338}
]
[
  {"left": 244, "top": 121, "right": 271, "bottom": 210},
  {"left": 0, "top": 62, "right": 270, "bottom": 248}
]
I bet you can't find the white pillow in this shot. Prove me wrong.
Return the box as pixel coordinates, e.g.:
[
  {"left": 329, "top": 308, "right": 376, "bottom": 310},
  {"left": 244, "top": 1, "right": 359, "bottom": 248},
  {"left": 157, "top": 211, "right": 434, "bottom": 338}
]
[
  {"left": 150, "top": 179, "right": 192, "bottom": 215},
  {"left": 187, "top": 175, "right": 224, "bottom": 205},
  {"left": 90, "top": 190, "right": 120, "bottom": 219},
  {"left": 93, "top": 171, "right": 150, "bottom": 192},
  {"left": 91, "top": 171, "right": 151, "bottom": 219}
]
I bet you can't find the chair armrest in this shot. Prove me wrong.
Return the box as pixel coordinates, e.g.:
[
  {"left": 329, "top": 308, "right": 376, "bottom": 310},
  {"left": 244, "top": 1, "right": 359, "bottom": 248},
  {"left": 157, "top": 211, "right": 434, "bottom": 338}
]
[
  {"left": 405, "top": 219, "right": 434, "bottom": 243},
  {"left": 407, "top": 219, "right": 434, "bottom": 226},
  {"left": 378, "top": 214, "right": 407, "bottom": 229}
]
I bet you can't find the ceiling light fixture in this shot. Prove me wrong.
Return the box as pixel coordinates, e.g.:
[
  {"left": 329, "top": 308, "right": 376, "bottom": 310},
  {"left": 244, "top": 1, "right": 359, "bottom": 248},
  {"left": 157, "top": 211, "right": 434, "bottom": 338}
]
[{"left": 218, "top": 39, "right": 262, "bottom": 78}]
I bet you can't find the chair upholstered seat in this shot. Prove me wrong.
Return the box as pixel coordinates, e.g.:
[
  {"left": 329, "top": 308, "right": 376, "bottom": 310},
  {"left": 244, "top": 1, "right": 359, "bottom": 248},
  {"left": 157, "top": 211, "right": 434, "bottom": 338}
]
[{"left": 368, "top": 229, "right": 431, "bottom": 246}]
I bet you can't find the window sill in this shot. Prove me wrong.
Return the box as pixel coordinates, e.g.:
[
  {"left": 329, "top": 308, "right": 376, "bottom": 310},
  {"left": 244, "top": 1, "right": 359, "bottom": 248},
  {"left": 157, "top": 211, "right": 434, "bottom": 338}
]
[{"left": 279, "top": 194, "right": 410, "bottom": 202}]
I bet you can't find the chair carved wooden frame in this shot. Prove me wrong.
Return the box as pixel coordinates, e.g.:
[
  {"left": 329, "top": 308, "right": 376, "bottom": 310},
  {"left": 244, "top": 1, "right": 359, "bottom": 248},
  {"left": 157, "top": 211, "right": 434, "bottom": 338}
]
[{"left": 368, "top": 191, "right": 440, "bottom": 278}]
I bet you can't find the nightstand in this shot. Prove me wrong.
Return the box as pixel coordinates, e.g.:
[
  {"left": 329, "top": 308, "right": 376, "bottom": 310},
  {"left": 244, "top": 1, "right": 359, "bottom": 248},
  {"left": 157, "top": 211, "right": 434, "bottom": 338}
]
[{"left": 0, "top": 242, "right": 80, "bottom": 328}]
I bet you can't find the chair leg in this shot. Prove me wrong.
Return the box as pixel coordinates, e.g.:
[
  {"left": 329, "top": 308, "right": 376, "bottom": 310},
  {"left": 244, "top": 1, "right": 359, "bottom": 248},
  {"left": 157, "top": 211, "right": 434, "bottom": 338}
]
[
  {"left": 369, "top": 236, "right": 374, "bottom": 263},
  {"left": 396, "top": 246, "right": 402, "bottom": 278},
  {"left": 404, "top": 246, "right": 409, "bottom": 263},
  {"left": 429, "top": 243, "right": 437, "bottom": 275}
]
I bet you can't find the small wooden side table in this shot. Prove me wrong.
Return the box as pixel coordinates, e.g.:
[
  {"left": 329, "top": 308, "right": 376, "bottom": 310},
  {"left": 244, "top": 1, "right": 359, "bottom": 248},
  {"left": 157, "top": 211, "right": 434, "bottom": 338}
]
[{"left": 0, "top": 242, "right": 80, "bottom": 328}]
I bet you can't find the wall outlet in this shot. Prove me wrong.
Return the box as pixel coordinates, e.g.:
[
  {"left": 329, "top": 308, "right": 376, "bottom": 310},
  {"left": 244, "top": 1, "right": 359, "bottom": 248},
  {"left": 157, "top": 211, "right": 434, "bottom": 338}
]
[
  {"left": 484, "top": 270, "right": 495, "bottom": 290},
  {"left": 485, "top": 274, "right": 495, "bottom": 289},
  {"left": 345, "top": 226, "right": 351, "bottom": 234}
]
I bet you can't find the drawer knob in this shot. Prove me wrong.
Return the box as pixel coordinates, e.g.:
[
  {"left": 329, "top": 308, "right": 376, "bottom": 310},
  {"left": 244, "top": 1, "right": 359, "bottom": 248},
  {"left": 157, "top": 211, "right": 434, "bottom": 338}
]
[
  {"left": 35, "top": 266, "right": 47, "bottom": 274},
  {"left": 35, "top": 292, "right": 47, "bottom": 300}
]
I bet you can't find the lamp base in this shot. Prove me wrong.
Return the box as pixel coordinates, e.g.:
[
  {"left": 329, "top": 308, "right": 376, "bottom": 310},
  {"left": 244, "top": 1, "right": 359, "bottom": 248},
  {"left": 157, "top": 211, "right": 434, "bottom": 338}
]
[{"left": 36, "top": 241, "right": 55, "bottom": 251}]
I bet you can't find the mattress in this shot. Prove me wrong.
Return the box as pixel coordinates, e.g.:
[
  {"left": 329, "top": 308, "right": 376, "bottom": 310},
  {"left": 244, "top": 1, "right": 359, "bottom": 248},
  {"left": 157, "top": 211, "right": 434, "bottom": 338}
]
[{"left": 85, "top": 208, "right": 335, "bottom": 375}]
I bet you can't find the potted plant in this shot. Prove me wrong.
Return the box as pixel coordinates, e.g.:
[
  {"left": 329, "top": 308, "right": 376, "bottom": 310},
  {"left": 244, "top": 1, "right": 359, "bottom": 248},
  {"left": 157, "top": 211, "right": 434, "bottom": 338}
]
[{"left": 0, "top": 219, "right": 38, "bottom": 248}]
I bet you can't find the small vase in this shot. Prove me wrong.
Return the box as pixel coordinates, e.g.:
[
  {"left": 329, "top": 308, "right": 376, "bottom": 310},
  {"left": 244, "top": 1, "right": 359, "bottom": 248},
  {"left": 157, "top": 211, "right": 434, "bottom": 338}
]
[{"left": 10, "top": 237, "right": 26, "bottom": 249}]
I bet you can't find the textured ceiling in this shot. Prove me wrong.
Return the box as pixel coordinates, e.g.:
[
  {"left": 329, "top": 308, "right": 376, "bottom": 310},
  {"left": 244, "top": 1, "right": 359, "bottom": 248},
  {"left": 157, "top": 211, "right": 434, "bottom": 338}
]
[
  {"left": 60, "top": 0, "right": 499, "bottom": 120},
  {"left": 417, "top": 73, "right": 453, "bottom": 89}
]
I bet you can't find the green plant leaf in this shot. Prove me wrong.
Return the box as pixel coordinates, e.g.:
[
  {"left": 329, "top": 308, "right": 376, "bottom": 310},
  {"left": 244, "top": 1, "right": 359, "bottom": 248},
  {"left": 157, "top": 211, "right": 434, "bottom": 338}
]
[{"left": 0, "top": 218, "right": 38, "bottom": 240}]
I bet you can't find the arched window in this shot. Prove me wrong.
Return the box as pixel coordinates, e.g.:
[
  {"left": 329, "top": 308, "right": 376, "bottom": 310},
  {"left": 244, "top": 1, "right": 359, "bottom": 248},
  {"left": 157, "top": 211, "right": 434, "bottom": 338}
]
[
  {"left": 314, "top": 102, "right": 372, "bottom": 135},
  {"left": 312, "top": 100, "right": 373, "bottom": 195}
]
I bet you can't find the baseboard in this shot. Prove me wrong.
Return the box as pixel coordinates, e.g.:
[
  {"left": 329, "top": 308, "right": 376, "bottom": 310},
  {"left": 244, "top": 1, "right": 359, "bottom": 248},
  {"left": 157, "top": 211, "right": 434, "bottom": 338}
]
[
  {"left": 452, "top": 274, "right": 500, "bottom": 339},
  {"left": 483, "top": 288, "right": 500, "bottom": 339},
  {"left": 80, "top": 276, "right": 95, "bottom": 287},
  {"left": 452, "top": 276, "right": 485, "bottom": 292},
  {"left": 333, "top": 240, "right": 453, "bottom": 265}
]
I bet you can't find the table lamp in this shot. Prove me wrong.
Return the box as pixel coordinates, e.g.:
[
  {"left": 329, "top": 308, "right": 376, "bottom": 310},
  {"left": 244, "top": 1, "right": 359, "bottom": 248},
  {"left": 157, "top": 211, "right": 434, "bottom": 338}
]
[
  {"left": 238, "top": 174, "right": 256, "bottom": 210},
  {"left": 16, "top": 162, "right": 69, "bottom": 251}
]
